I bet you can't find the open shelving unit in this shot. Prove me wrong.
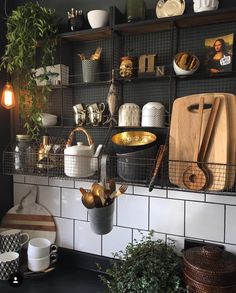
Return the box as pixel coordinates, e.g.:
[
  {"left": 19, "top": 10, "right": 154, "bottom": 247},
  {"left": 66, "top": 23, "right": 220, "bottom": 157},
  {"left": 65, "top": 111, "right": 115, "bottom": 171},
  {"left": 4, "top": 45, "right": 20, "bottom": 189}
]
[{"left": 3, "top": 5, "right": 236, "bottom": 194}]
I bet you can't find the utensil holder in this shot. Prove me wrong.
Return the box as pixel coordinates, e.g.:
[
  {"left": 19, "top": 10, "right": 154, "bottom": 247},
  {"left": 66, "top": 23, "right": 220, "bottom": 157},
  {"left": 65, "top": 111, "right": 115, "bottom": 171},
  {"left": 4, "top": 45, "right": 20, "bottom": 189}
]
[
  {"left": 82, "top": 60, "right": 100, "bottom": 83},
  {"left": 88, "top": 201, "right": 115, "bottom": 235}
]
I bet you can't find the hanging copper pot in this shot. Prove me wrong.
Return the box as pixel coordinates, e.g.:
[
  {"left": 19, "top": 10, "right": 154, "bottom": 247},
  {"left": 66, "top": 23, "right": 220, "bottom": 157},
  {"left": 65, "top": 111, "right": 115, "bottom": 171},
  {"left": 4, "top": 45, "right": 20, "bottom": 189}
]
[{"left": 183, "top": 245, "right": 236, "bottom": 292}]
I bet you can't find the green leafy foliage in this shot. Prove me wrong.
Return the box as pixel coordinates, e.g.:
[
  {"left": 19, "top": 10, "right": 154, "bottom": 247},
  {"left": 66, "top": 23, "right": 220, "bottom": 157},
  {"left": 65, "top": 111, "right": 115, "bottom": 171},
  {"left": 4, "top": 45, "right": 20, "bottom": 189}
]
[
  {"left": 100, "top": 231, "right": 187, "bottom": 293},
  {"left": 0, "top": 1, "right": 58, "bottom": 140}
]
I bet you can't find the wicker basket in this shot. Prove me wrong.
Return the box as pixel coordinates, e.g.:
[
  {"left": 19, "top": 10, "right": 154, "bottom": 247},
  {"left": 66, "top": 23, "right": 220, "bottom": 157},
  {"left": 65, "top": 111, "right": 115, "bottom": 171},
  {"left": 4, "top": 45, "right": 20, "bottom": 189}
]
[{"left": 183, "top": 245, "right": 236, "bottom": 292}]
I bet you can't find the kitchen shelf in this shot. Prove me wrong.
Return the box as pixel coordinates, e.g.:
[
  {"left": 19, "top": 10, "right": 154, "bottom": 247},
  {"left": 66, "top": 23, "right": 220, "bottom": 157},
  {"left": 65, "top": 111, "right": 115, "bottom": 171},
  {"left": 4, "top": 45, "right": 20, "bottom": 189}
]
[
  {"left": 10, "top": 4, "right": 236, "bottom": 196},
  {"left": 106, "top": 155, "right": 236, "bottom": 196},
  {"left": 113, "top": 7, "right": 236, "bottom": 35},
  {"left": 60, "top": 27, "right": 112, "bottom": 42}
]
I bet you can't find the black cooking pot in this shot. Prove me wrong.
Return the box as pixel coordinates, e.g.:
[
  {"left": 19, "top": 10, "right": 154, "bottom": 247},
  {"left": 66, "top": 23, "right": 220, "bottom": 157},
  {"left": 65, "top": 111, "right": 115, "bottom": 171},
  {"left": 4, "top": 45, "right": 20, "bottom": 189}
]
[{"left": 117, "top": 145, "right": 158, "bottom": 182}]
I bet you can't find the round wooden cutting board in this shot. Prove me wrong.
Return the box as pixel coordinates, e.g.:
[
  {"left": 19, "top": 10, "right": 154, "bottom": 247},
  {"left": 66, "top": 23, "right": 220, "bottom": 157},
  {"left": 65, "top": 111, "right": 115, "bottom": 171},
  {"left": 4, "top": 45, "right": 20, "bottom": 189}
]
[{"left": 0, "top": 187, "right": 56, "bottom": 244}]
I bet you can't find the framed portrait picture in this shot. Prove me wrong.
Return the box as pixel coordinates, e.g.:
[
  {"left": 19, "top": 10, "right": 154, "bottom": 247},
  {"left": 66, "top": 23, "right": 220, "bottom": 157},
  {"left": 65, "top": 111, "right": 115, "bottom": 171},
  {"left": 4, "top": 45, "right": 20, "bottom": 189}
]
[{"left": 204, "top": 33, "right": 234, "bottom": 74}]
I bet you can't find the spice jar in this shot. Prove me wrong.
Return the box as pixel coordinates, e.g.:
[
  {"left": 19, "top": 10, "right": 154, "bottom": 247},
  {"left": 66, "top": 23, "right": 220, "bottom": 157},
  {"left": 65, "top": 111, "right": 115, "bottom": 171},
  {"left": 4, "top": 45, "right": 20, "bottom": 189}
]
[{"left": 14, "top": 135, "right": 34, "bottom": 173}]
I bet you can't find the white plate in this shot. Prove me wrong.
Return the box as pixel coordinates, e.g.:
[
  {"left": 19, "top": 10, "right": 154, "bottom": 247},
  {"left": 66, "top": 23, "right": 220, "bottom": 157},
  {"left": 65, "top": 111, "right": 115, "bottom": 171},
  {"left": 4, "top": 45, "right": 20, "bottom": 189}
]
[{"left": 156, "top": 0, "right": 185, "bottom": 18}]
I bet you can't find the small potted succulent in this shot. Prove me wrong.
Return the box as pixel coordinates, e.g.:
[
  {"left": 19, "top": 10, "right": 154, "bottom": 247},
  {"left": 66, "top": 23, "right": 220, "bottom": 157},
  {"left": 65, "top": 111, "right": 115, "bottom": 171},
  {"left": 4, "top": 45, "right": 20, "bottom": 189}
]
[{"left": 100, "top": 231, "right": 187, "bottom": 293}]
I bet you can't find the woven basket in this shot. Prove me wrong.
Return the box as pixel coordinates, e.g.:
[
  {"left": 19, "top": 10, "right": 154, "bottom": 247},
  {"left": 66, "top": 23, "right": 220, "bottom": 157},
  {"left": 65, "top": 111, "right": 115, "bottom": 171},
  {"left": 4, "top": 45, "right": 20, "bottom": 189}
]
[{"left": 183, "top": 245, "right": 236, "bottom": 292}]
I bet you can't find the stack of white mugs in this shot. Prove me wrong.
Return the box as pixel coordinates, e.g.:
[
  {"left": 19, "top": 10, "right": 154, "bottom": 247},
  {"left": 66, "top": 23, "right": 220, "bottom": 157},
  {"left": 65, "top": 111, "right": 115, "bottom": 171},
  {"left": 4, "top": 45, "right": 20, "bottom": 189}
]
[{"left": 0, "top": 229, "right": 57, "bottom": 281}]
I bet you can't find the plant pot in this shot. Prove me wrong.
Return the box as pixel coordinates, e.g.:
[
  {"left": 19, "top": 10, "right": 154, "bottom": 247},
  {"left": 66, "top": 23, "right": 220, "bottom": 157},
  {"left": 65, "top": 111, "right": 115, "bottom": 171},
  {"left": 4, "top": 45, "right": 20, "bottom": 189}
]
[{"left": 88, "top": 201, "right": 115, "bottom": 235}]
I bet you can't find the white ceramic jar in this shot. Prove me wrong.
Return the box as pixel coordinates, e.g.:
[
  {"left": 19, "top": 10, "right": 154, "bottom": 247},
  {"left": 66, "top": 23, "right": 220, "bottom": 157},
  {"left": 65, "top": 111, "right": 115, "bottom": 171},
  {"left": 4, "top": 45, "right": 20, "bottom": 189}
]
[
  {"left": 141, "top": 102, "right": 165, "bottom": 127},
  {"left": 193, "top": 0, "right": 219, "bottom": 13},
  {"left": 118, "top": 103, "right": 141, "bottom": 127}
]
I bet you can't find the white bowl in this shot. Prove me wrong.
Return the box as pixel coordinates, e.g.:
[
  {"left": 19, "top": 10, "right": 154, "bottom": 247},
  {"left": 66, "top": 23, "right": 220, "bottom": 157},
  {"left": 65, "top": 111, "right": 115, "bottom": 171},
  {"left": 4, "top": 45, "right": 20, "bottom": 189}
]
[
  {"left": 173, "top": 52, "right": 200, "bottom": 76},
  {"left": 41, "top": 113, "right": 57, "bottom": 127},
  {"left": 87, "top": 10, "right": 109, "bottom": 29}
]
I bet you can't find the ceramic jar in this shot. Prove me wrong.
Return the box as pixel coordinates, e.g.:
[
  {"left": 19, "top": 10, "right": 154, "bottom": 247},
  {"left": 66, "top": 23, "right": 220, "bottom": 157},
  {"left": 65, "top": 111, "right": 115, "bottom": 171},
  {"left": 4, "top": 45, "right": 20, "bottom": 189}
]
[
  {"left": 141, "top": 102, "right": 165, "bottom": 127},
  {"left": 118, "top": 103, "right": 141, "bottom": 127},
  {"left": 193, "top": 0, "right": 219, "bottom": 13}
]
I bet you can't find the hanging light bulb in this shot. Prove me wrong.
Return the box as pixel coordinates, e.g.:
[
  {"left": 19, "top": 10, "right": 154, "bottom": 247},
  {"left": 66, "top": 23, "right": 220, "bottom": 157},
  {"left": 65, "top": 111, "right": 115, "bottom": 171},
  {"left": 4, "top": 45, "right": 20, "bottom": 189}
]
[{"left": 1, "top": 82, "right": 15, "bottom": 109}]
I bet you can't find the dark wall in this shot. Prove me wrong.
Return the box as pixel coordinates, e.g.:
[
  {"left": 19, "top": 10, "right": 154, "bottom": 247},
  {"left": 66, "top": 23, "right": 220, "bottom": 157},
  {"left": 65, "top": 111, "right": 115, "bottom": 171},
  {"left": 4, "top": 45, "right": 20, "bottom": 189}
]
[{"left": 0, "top": 0, "right": 13, "bottom": 220}]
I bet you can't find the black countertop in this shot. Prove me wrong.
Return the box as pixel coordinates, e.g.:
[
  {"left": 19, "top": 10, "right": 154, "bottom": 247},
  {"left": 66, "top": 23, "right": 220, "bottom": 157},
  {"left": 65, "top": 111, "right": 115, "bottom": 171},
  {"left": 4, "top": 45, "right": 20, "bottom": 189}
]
[
  {"left": 0, "top": 266, "right": 106, "bottom": 293},
  {"left": 0, "top": 248, "right": 110, "bottom": 293}
]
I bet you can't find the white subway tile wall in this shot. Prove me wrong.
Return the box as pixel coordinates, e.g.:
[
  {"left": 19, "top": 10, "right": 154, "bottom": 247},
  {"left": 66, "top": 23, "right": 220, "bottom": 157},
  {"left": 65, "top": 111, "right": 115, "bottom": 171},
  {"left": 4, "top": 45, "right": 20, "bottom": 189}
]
[
  {"left": 13, "top": 176, "right": 236, "bottom": 257},
  {"left": 186, "top": 202, "right": 224, "bottom": 242},
  {"left": 150, "top": 198, "right": 185, "bottom": 235},
  {"left": 62, "top": 188, "right": 87, "bottom": 221}
]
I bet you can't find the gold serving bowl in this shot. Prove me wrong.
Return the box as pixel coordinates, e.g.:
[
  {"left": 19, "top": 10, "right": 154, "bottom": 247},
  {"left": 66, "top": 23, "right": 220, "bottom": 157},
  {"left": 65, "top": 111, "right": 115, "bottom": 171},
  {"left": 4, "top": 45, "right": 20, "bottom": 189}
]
[{"left": 112, "top": 131, "right": 157, "bottom": 153}]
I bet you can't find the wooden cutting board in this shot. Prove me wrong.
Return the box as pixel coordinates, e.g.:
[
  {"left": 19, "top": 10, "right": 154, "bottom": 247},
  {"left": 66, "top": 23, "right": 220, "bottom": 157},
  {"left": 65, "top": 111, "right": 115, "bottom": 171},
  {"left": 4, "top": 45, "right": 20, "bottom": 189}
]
[
  {"left": 169, "top": 93, "right": 229, "bottom": 191},
  {"left": 0, "top": 187, "right": 56, "bottom": 244}
]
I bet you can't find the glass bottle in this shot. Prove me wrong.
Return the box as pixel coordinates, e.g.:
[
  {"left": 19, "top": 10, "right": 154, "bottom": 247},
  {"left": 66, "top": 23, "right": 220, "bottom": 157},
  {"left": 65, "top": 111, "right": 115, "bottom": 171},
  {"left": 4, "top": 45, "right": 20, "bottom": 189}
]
[
  {"left": 126, "top": 0, "right": 145, "bottom": 23},
  {"left": 37, "top": 136, "right": 54, "bottom": 171},
  {"left": 14, "top": 135, "right": 33, "bottom": 173}
]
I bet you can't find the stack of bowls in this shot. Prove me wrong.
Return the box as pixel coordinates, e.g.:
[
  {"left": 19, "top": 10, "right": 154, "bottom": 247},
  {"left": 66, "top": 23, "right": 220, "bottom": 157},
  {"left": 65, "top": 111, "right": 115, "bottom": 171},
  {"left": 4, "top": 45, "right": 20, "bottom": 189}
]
[
  {"left": 40, "top": 113, "right": 57, "bottom": 127},
  {"left": 112, "top": 131, "right": 158, "bottom": 182}
]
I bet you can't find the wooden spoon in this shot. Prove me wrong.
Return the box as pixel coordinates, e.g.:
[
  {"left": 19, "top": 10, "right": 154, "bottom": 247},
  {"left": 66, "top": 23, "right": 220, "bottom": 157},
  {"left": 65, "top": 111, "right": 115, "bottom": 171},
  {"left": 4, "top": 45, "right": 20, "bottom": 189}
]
[
  {"left": 91, "top": 183, "right": 106, "bottom": 206},
  {"left": 183, "top": 97, "right": 208, "bottom": 190}
]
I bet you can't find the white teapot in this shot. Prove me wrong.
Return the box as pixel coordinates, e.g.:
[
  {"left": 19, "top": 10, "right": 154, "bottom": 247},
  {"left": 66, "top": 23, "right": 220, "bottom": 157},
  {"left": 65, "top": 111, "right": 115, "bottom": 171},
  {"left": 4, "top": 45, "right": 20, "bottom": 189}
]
[
  {"left": 193, "top": 0, "right": 219, "bottom": 13},
  {"left": 64, "top": 127, "right": 102, "bottom": 178}
]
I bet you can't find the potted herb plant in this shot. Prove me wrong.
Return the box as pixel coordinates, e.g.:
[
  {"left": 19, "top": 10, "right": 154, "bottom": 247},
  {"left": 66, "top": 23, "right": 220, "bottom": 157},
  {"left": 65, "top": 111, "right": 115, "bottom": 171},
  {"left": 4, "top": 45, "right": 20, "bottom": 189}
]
[
  {"left": 100, "top": 231, "right": 186, "bottom": 293},
  {"left": 0, "top": 1, "right": 58, "bottom": 140}
]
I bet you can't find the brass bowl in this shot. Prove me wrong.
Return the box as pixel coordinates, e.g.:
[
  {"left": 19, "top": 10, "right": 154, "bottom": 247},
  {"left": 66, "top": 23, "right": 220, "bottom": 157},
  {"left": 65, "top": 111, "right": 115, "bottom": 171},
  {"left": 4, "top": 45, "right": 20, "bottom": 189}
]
[{"left": 112, "top": 131, "right": 157, "bottom": 153}]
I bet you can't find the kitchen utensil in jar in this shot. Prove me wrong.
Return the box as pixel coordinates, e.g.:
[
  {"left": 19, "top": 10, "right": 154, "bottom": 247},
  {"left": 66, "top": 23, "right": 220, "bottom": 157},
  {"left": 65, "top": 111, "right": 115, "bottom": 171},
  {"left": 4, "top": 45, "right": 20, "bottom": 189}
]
[
  {"left": 183, "top": 97, "right": 208, "bottom": 190},
  {"left": 80, "top": 188, "right": 102, "bottom": 209},
  {"left": 118, "top": 103, "right": 141, "bottom": 127},
  {"left": 64, "top": 127, "right": 100, "bottom": 178},
  {"left": 141, "top": 102, "right": 166, "bottom": 127}
]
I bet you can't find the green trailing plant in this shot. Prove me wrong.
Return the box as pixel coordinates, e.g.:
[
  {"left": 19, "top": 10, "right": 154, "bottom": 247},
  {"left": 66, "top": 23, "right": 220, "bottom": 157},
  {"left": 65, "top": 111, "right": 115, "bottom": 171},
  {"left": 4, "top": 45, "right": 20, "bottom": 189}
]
[
  {"left": 99, "top": 231, "right": 186, "bottom": 293},
  {"left": 0, "top": 1, "right": 58, "bottom": 140}
]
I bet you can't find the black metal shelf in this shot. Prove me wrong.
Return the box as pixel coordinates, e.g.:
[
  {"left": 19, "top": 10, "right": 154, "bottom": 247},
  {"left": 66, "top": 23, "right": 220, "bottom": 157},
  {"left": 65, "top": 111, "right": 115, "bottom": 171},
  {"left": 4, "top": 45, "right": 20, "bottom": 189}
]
[{"left": 113, "top": 7, "right": 236, "bottom": 35}]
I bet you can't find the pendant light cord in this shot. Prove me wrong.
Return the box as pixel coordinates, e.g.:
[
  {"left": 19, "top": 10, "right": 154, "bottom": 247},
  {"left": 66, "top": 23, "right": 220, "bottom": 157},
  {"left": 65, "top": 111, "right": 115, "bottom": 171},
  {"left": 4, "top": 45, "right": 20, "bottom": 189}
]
[{"left": 4, "top": 0, "right": 8, "bottom": 17}]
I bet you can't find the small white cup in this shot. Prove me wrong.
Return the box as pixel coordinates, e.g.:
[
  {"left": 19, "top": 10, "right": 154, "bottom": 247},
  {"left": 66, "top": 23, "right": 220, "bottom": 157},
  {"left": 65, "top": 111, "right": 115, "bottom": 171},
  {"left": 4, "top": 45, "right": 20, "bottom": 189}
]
[
  {"left": 0, "top": 252, "right": 19, "bottom": 280},
  {"left": 27, "top": 253, "right": 57, "bottom": 272},
  {"left": 27, "top": 238, "right": 57, "bottom": 259}
]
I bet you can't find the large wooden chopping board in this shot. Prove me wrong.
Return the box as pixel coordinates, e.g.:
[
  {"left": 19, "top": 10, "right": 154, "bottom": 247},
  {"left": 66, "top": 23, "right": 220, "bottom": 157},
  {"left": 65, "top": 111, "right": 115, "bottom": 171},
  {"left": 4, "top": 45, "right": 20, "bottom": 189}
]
[
  {"left": 169, "top": 93, "right": 229, "bottom": 191},
  {"left": 0, "top": 187, "right": 56, "bottom": 244}
]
